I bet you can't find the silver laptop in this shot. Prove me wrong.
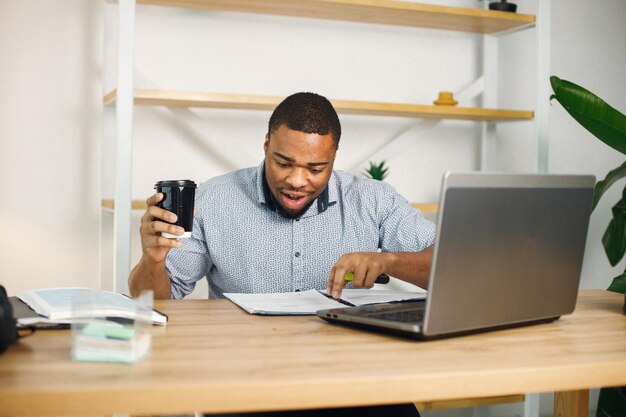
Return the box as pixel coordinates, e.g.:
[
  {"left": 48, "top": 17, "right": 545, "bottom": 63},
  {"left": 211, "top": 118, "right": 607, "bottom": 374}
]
[{"left": 317, "top": 172, "right": 595, "bottom": 340}]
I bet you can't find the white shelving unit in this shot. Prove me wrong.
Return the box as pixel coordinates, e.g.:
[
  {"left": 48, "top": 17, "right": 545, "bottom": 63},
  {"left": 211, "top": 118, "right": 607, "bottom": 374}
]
[
  {"left": 102, "top": 3, "right": 549, "bottom": 414},
  {"left": 102, "top": 0, "right": 549, "bottom": 296}
]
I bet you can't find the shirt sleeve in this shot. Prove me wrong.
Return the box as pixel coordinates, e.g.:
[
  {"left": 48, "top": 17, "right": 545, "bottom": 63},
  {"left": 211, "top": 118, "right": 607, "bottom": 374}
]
[
  {"left": 165, "top": 215, "right": 212, "bottom": 299},
  {"left": 377, "top": 183, "right": 436, "bottom": 252}
]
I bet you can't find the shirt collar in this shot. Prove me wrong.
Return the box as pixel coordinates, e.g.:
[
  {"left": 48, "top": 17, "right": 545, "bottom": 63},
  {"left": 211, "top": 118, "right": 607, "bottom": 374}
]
[{"left": 256, "top": 160, "right": 336, "bottom": 218}]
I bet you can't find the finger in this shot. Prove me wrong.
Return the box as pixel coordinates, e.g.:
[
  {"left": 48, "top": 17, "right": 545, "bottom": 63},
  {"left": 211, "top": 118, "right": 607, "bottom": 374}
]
[
  {"left": 141, "top": 208, "right": 152, "bottom": 225},
  {"left": 141, "top": 220, "right": 181, "bottom": 240},
  {"left": 364, "top": 268, "right": 381, "bottom": 289},
  {"left": 351, "top": 263, "right": 368, "bottom": 289},
  {"left": 146, "top": 193, "right": 164, "bottom": 207},
  {"left": 154, "top": 235, "right": 183, "bottom": 248},
  {"left": 150, "top": 220, "right": 185, "bottom": 237},
  {"left": 331, "top": 266, "right": 348, "bottom": 299},
  {"left": 327, "top": 266, "right": 336, "bottom": 294},
  {"left": 143, "top": 232, "right": 182, "bottom": 250},
  {"left": 142, "top": 194, "right": 174, "bottom": 225},
  {"left": 147, "top": 204, "right": 178, "bottom": 224}
]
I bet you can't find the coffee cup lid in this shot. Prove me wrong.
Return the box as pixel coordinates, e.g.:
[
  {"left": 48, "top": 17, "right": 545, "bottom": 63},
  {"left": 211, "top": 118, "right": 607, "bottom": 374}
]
[{"left": 154, "top": 179, "right": 197, "bottom": 189}]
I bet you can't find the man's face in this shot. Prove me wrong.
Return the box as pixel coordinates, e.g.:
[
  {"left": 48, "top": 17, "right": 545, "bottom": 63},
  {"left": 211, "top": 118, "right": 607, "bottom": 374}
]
[{"left": 264, "top": 124, "right": 337, "bottom": 218}]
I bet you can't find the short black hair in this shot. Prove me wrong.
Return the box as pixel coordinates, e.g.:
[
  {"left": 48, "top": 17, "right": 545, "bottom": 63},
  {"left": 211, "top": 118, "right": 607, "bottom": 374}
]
[{"left": 268, "top": 92, "right": 341, "bottom": 148}]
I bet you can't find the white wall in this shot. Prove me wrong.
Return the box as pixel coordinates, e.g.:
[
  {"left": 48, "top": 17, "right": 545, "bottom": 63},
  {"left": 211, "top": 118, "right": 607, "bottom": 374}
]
[
  {"left": 101, "top": 0, "right": 485, "bottom": 296},
  {"left": 498, "top": 0, "right": 626, "bottom": 293},
  {"left": 1, "top": 1, "right": 625, "bottom": 416},
  {"left": 4, "top": 1, "right": 623, "bottom": 294},
  {"left": 550, "top": 0, "right": 626, "bottom": 291},
  {"left": 0, "top": 0, "right": 103, "bottom": 292},
  {"left": 108, "top": 0, "right": 483, "bottom": 203}
]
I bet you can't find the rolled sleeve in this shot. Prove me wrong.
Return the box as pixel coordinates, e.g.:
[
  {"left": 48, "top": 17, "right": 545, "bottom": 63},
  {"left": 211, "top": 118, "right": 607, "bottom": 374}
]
[
  {"left": 378, "top": 184, "right": 436, "bottom": 252},
  {"left": 166, "top": 217, "right": 212, "bottom": 299}
]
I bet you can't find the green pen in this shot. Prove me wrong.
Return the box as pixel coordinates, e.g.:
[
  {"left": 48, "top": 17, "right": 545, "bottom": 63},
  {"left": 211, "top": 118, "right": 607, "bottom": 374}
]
[{"left": 344, "top": 272, "right": 390, "bottom": 284}]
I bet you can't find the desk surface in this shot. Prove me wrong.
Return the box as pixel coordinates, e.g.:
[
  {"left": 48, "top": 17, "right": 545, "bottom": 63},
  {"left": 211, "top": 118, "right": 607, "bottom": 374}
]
[{"left": 1, "top": 290, "right": 625, "bottom": 417}]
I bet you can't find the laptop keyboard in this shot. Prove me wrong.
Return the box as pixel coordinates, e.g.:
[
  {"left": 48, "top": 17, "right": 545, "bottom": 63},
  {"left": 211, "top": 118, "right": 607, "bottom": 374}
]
[{"left": 369, "top": 308, "right": 425, "bottom": 323}]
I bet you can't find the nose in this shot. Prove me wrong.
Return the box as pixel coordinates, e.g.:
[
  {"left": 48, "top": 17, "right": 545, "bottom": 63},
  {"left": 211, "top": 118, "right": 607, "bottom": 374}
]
[{"left": 285, "top": 167, "right": 308, "bottom": 189}]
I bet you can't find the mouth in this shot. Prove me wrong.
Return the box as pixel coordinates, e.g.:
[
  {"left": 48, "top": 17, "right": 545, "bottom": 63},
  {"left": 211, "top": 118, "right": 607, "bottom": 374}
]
[{"left": 278, "top": 190, "right": 311, "bottom": 212}]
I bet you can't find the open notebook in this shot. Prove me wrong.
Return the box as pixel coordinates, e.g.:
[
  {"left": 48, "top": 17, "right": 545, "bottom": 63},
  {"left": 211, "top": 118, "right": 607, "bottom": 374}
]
[
  {"left": 17, "top": 287, "right": 167, "bottom": 326},
  {"left": 224, "top": 288, "right": 426, "bottom": 315}
]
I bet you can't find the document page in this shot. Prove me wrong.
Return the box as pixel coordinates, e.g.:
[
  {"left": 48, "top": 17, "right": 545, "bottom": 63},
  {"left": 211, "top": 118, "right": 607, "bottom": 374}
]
[
  {"left": 224, "top": 288, "right": 428, "bottom": 315},
  {"left": 223, "top": 289, "right": 345, "bottom": 315},
  {"left": 340, "top": 289, "right": 426, "bottom": 306}
]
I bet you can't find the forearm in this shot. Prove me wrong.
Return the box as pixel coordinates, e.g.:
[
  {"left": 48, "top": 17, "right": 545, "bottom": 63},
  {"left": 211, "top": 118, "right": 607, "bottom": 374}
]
[
  {"left": 128, "top": 256, "right": 173, "bottom": 299},
  {"left": 381, "top": 245, "right": 433, "bottom": 289}
]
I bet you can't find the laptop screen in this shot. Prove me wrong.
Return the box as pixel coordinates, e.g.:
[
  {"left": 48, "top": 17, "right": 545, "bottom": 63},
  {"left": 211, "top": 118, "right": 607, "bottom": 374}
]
[{"left": 424, "top": 172, "right": 595, "bottom": 336}]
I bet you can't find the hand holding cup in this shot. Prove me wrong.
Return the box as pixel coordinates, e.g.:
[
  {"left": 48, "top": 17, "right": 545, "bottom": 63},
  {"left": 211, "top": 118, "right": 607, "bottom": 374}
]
[
  {"left": 154, "top": 180, "right": 197, "bottom": 238},
  {"left": 139, "top": 180, "right": 196, "bottom": 264}
]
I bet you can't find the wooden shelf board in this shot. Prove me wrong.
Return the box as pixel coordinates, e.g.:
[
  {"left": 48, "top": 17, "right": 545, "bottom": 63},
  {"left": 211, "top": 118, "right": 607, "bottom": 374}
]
[
  {"left": 104, "top": 90, "right": 534, "bottom": 122},
  {"left": 136, "top": 0, "right": 535, "bottom": 34},
  {"left": 103, "top": 199, "right": 439, "bottom": 213},
  {"left": 101, "top": 199, "right": 147, "bottom": 211},
  {"left": 411, "top": 203, "right": 439, "bottom": 213},
  {"left": 415, "top": 394, "right": 524, "bottom": 411}
]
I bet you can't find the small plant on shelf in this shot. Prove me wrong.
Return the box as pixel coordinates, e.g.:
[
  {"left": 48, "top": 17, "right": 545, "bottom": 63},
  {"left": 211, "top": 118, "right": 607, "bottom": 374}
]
[{"left": 363, "top": 161, "right": 389, "bottom": 181}]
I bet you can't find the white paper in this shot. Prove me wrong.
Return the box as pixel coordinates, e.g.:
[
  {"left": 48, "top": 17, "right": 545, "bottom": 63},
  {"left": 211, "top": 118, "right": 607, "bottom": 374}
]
[
  {"left": 224, "top": 289, "right": 345, "bottom": 315},
  {"left": 339, "top": 289, "right": 426, "bottom": 306},
  {"left": 223, "top": 288, "right": 427, "bottom": 315}
]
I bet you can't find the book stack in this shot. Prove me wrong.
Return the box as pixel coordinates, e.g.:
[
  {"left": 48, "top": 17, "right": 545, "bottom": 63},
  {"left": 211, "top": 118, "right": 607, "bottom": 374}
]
[
  {"left": 16, "top": 287, "right": 167, "bottom": 326},
  {"left": 17, "top": 287, "right": 162, "bottom": 364},
  {"left": 72, "top": 320, "right": 151, "bottom": 364}
]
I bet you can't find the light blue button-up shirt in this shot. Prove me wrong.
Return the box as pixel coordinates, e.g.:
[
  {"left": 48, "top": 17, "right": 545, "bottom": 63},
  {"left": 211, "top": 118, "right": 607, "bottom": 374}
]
[{"left": 167, "top": 162, "right": 436, "bottom": 299}]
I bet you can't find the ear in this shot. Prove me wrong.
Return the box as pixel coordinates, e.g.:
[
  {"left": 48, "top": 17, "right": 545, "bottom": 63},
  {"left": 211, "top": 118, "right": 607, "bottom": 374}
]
[{"left": 263, "top": 134, "right": 270, "bottom": 155}]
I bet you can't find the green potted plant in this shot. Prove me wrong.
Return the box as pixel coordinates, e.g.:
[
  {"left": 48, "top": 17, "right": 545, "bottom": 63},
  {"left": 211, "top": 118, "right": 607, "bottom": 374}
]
[
  {"left": 364, "top": 161, "right": 389, "bottom": 181},
  {"left": 550, "top": 75, "right": 626, "bottom": 416}
]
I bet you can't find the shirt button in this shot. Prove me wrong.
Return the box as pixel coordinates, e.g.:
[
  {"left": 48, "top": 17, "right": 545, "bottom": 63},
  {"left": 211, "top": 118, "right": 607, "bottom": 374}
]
[
  {"left": 295, "top": 218, "right": 300, "bottom": 221},
  {"left": 295, "top": 252, "right": 301, "bottom": 257}
]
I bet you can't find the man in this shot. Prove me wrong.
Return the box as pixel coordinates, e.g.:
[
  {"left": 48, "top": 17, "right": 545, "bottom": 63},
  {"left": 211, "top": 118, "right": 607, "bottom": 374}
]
[{"left": 129, "top": 92, "right": 435, "bottom": 416}]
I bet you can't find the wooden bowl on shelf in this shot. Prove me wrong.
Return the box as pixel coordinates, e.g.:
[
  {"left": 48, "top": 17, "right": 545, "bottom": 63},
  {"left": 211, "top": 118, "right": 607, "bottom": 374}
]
[{"left": 433, "top": 91, "right": 458, "bottom": 106}]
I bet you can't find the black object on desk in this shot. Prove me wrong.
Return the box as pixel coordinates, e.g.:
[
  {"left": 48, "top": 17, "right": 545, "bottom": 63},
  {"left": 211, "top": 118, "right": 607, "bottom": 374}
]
[{"left": 9, "top": 297, "right": 69, "bottom": 330}]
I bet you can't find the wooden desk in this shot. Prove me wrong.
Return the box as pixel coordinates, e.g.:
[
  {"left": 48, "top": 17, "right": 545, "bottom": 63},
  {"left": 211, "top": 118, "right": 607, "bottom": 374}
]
[{"left": 1, "top": 290, "right": 625, "bottom": 417}]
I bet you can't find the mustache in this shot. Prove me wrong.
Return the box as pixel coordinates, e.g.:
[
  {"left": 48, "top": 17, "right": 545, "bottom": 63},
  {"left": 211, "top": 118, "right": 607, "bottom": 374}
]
[{"left": 278, "top": 186, "right": 311, "bottom": 194}]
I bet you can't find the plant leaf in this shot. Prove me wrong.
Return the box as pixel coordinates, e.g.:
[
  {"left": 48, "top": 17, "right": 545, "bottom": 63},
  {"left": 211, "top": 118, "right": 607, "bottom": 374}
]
[
  {"left": 550, "top": 76, "right": 626, "bottom": 155},
  {"left": 596, "top": 386, "right": 626, "bottom": 417},
  {"left": 607, "top": 273, "right": 626, "bottom": 294},
  {"left": 592, "top": 161, "right": 626, "bottom": 211},
  {"left": 601, "top": 197, "right": 626, "bottom": 266},
  {"left": 364, "top": 161, "right": 388, "bottom": 181}
]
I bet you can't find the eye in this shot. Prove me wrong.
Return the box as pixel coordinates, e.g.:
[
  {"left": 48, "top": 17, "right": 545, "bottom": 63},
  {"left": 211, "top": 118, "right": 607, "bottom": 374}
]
[
  {"left": 310, "top": 168, "right": 323, "bottom": 174},
  {"left": 277, "top": 161, "right": 290, "bottom": 168}
]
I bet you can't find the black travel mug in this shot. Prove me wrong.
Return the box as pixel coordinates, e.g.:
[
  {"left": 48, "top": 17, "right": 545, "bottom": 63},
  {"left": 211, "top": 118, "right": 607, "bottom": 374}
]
[{"left": 154, "top": 180, "right": 197, "bottom": 238}]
